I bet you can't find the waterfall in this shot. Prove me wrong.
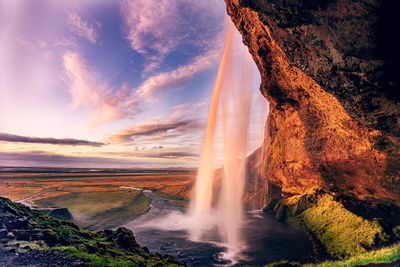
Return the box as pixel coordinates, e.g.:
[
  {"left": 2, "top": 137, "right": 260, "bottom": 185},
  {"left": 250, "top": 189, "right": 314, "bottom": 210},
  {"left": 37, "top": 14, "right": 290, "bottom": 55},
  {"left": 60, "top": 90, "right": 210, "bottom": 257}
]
[{"left": 189, "top": 21, "right": 253, "bottom": 263}]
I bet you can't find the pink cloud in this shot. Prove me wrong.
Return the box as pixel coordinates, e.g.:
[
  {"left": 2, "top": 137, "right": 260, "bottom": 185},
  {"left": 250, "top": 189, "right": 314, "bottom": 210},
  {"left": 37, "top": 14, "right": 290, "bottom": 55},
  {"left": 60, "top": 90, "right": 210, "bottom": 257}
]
[
  {"left": 107, "top": 119, "right": 200, "bottom": 143},
  {"left": 107, "top": 102, "right": 206, "bottom": 144},
  {"left": 120, "top": 0, "right": 224, "bottom": 73},
  {"left": 135, "top": 49, "right": 219, "bottom": 100},
  {"left": 62, "top": 52, "right": 140, "bottom": 127},
  {"left": 67, "top": 12, "right": 99, "bottom": 44}
]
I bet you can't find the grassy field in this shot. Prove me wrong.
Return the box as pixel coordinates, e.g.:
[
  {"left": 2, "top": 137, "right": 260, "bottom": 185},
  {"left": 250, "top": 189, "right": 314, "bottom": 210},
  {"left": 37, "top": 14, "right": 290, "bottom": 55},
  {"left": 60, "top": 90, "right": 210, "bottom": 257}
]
[{"left": 0, "top": 169, "right": 194, "bottom": 230}]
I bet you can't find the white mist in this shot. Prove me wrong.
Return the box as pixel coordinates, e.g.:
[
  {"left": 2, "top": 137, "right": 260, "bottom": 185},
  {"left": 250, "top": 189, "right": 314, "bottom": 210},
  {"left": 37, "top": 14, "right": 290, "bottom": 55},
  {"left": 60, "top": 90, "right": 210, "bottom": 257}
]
[{"left": 189, "top": 21, "right": 253, "bottom": 263}]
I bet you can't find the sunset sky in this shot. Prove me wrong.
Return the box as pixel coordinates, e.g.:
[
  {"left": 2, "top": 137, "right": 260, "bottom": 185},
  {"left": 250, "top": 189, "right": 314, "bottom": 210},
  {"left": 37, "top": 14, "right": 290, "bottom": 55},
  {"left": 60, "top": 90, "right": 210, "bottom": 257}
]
[{"left": 0, "top": 0, "right": 267, "bottom": 168}]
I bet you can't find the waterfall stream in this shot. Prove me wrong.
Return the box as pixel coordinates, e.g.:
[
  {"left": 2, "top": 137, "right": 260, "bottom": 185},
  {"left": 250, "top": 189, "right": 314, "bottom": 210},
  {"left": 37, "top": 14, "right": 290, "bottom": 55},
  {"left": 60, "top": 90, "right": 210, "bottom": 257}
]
[{"left": 189, "top": 21, "right": 253, "bottom": 263}]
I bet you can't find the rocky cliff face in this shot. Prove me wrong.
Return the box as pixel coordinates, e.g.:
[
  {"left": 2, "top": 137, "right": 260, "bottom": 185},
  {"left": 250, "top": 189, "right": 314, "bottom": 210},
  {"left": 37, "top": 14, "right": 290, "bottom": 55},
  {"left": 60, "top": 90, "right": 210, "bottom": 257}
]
[{"left": 225, "top": 0, "right": 400, "bottom": 202}]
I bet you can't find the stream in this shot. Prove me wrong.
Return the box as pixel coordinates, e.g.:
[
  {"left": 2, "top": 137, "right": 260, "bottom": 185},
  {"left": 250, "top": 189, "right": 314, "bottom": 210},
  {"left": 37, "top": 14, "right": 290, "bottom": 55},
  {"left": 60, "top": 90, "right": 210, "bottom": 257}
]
[{"left": 123, "top": 191, "right": 315, "bottom": 266}]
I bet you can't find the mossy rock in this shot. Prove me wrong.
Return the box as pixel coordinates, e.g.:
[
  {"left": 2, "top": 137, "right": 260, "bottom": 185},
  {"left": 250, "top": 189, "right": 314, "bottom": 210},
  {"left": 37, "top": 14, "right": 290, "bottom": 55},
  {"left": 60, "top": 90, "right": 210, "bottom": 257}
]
[
  {"left": 115, "top": 227, "right": 138, "bottom": 250},
  {"left": 42, "top": 229, "right": 59, "bottom": 246},
  {"left": 272, "top": 192, "right": 396, "bottom": 259},
  {"left": 44, "top": 208, "right": 73, "bottom": 221},
  {"left": 0, "top": 196, "right": 184, "bottom": 266}
]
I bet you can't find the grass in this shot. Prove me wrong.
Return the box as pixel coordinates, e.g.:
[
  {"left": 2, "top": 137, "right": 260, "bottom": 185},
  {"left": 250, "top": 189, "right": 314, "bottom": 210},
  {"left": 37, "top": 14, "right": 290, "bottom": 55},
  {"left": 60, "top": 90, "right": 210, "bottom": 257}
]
[
  {"left": 273, "top": 191, "right": 393, "bottom": 259},
  {"left": 0, "top": 197, "right": 184, "bottom": 266},
  {"left": 54, "top": 246, "right": 137, "bottom": 267},
  {"left": 264, "top": 243, "right": 400, "bottom": 267},
  {"left": 299, "top": 194, "right": 385, "bottom": 258},
  {"left": 308, "top": 242, "right": 400, "bottom": 267},
  {"left": 0, "top": 170, "right": 194, "bottom": 202},
  {"left": 35, "top": 190, "right": 151, "bottom": 230},
  {"left": 0, "top": 169, "right": 194, "bottom": 230}
]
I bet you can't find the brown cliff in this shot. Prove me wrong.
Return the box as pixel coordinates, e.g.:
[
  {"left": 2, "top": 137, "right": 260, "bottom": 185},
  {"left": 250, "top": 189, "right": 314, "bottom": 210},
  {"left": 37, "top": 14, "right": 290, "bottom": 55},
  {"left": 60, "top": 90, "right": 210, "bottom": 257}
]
[{"left": 225, "top": 0, "right": 400, "bottom": 202}]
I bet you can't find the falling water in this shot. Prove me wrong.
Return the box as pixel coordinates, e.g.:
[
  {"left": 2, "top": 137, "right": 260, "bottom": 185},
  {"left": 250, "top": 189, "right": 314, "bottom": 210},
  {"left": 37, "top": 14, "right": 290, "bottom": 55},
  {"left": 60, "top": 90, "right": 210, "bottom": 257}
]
[{"left": 189, "top": 21, "right": 253, "bottom": 263}]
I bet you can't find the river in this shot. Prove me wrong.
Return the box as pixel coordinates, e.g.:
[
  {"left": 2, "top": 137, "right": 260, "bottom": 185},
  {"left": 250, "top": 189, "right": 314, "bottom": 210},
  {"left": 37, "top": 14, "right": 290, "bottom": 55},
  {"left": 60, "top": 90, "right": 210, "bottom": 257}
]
[{"left": 123, "top": 191, "right": 315, "bottom": 266}]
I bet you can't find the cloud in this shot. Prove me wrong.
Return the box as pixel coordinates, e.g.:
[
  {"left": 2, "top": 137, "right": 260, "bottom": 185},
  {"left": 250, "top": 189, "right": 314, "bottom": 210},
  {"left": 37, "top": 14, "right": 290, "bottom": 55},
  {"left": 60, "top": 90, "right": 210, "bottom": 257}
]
[
  {"left": 0, "top": 133, "right": 104, "bottom": 146},
  {"left": 107, "top": 101, "right": 207, "bottom": 144},
  {"left": 67, "top": 12, "right": 99, "bottom": 44},
  {"left": 0, "top": 150, "right": 198, "bottom": 168},
  {"left": 108, "top": 118, "right": 201, "bottom": 143},
  {"left": 136, "top": 49, "right": 219, "bottom": 100},
  {"left": 142, "top": 151, "right": 198, "bottom": 159},
  {"left": 120, "top": 0, "right": 224, "bottom": 72},
  {"left": 0, "top": 151, "right": 154, "bottom": 168},
  {"left": 63, "top": 52, "right": 140, "bottom": 126},
  {"left": 104, "top": 150, "right": 198, "bottom": 159}
]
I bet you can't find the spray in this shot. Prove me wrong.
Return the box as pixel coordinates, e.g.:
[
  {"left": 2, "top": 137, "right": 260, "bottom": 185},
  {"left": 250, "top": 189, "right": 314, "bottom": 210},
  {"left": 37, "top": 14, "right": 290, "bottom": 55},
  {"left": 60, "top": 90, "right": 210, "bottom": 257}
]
[{"left": 189, "top": 21, "right": 253, "bottom": 262}]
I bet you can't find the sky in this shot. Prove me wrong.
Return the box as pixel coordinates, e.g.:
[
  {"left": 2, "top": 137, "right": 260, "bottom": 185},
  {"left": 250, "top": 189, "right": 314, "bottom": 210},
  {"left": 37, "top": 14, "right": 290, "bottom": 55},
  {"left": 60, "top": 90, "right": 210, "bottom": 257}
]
[{"left": 0, "top": 0, "right": 267, "bottom": 169}]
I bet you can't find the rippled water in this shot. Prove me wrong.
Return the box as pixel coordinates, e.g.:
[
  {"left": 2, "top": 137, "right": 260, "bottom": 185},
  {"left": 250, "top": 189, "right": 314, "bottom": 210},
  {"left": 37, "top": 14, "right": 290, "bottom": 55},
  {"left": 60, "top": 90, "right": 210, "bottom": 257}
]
[{"left": 123, "top": 191, "right": 314, "bottom": 266}]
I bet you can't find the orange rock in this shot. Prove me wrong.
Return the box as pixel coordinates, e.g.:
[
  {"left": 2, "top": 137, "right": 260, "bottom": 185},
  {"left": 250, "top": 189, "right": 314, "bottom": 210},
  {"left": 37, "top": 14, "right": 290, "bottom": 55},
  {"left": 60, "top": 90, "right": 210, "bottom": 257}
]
[{"left": 225, "top": 0, "right": 400, "bottom": 202}]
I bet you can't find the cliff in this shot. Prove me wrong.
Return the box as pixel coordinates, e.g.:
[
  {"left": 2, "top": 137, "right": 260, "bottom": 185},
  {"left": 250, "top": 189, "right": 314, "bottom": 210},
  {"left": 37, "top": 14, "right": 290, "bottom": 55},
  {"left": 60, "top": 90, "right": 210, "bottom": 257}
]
[
  {"left": 0, "top": 197, "right": 183, "bottom": 266},
  {"left": 225, "top": 0, "right": 400, "bottom": 202}
]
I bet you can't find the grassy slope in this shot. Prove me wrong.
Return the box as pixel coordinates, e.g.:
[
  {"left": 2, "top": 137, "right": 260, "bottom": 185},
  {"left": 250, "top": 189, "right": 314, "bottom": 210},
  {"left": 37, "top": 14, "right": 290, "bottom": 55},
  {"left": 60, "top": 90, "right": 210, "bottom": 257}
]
[
  {"left": 299, "top": 194, "right": 384, "bottom": 258},
  {"left": 34, "top": 190, "right": 151, "bottom": 230},
  {"left": 265, "top": 242, "right": 400, "bottom": 266},
  {"left": 272, "top": 191, "right": 398, "bottom": 259},
  {"left": 310, "top": 242, "right": 400, "bottom": 267},
  {"left": 0, "top": 197, "right": 183, "bottom": 266}
]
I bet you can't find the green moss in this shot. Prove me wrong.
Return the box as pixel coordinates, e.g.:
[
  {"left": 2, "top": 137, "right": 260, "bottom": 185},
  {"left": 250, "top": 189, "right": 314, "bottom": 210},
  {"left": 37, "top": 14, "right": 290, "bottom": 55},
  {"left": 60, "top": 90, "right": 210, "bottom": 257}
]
[
  {"left": 55, "top": 246, "right": 137, "bottom": 267},
  {"left": 35, "top": 190, "right": 151, "bottom": 230},
  {"left": 265, "top": 260, "right": 301, "bottom": 267},
  {"left": 264, "top": 243, "right": 400, "bottom": 266},
  {"left": 307, "top": 242, "right": 400, "bottom": 267},
  {"left": 300, "top": 194, "right": 384, "bottom": 258},
  {"left": 0, "top": 196, "right": 184, "bottom": 266},
  {"left": 43, "top": 208, "right": 73, "bottom": 221},
  {"left": 273, "top": 192, "right": 391, "bottom": 259}
]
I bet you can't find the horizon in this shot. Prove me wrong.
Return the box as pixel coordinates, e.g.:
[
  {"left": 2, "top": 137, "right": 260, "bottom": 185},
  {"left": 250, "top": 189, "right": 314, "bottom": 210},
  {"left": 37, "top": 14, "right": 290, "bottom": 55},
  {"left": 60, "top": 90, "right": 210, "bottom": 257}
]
[{"left": 0, "top": 0, "right": 267, "bottom": 168}]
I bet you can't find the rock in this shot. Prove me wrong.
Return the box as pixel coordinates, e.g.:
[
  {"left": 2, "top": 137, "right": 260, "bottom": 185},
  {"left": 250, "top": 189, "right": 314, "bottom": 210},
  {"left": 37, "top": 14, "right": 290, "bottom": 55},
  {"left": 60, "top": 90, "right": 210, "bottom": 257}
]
[
  {"left": 42, "top": 229, "right": 58, "bottom": 246},
  {"left": 6, "top": 232, "right": 14, "bottom": 240},
  {"left": 0, "top": 229, "right": 8, "bottom": 239},
  {"left": 225, "top": 0, "right": 400, "bottom": 202},
  {"left": 58, "top": 233, "right": 72, "bottom": 245},
  {"left": 5, "top": 216, "right": 29, "bottom": 230},
  {"left": 3, "top": 205, "right": 19, "bottom": 216},
  {"left": 85, "top": 244, "right": 97, "bottom": 254},
  {"left": 13, "top": 230, "right": 31, "bottom": 241},
  {"left": 60, "top": 220, "right": 79, "bottom": 231},
  {"left": 115, "top": 227, "right": 138, "bottom": 250},
  {"left": 31, "top": 230, "right": 44, "bottom": 241},
  {"left": 103, "top": 229, "right": 113, "bottom": 237}
]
